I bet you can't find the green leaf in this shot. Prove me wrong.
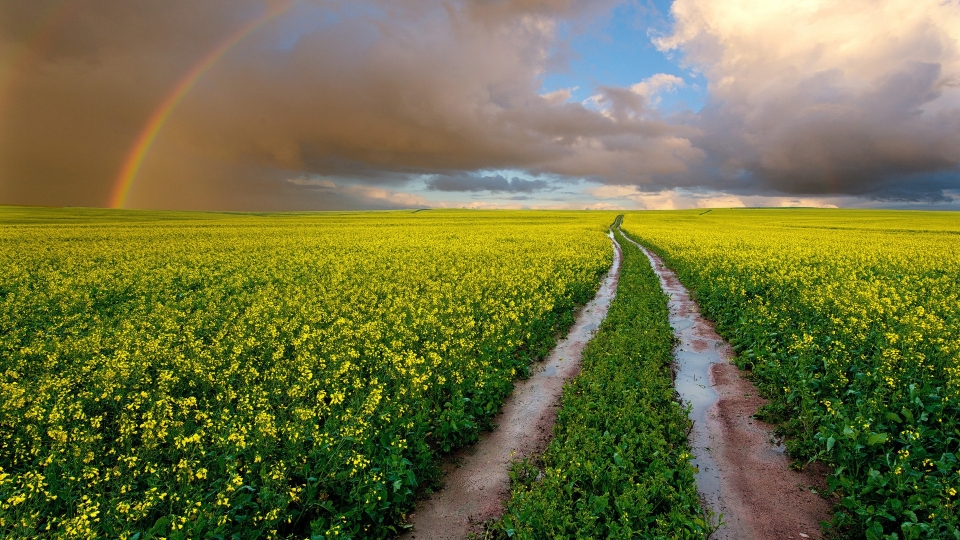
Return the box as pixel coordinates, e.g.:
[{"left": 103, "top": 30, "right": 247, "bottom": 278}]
[
  {"left": 865, "top": 521, "right": 884, "bottom": 540},
  {"left": 826, "top": 436, "right": 836, "bottom": 452},
  {"left": 867, "top": 433, "right": 888, "bottom": 446},
  {"left": 886, "top": 412, "right": 903, "bottom": 423}
]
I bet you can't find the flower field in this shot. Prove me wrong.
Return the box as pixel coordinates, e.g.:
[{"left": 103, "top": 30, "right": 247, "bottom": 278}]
[
  {"left": 623, "top": 209, "right": 960, "bottom": 539},
  {"left": 8, "top": 206, "right": 958, "bottom": 539},
  {"left": 0, "top": 208, "right": 614, "bottom": 538}
]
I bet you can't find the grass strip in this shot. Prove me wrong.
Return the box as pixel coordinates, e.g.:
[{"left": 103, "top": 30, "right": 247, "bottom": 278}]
[{"left": 492, "top": 227, "right": 709, "bottom": 539}]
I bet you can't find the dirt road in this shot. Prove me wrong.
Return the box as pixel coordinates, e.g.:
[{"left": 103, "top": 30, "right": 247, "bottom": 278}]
[
  {"left": 399, "top": 233, "right": 623, "bottom": 540},
  {"left": 622, "top": 230, "right": 832, "bottom": 540}
]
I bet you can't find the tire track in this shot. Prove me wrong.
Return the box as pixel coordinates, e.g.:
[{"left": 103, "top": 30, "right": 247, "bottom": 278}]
[{"left": 619, "top": 227, "right": 832, "bottom": 540}]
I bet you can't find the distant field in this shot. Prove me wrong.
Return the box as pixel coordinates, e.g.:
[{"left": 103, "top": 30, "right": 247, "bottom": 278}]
[
  {"left": 623, "top": 209, "right": 960, "bottom": 538},
  {"left": 0, "top": 208, "right": 613, "bottom": 538}
]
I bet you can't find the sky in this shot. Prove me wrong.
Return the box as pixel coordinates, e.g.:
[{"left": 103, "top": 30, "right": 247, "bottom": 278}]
[{"left": 1, "top": 0, "right": 959, "bottom": 211}]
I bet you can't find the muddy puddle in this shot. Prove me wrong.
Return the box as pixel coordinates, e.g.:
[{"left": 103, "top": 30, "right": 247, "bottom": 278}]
[
  {"left": 399, "top": 233, "right": 623, "bottom": 540},
  {"left": 619, "top": 230, "right": 832, "bottom": 540}
]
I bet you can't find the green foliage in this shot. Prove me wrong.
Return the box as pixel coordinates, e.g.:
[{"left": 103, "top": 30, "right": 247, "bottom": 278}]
[
  {"left": 493, "top": 227, "right": 709, "bottom": 539},
  {"left": 623, "top": 209, "right": 960, "bottom": 539},
  {"left": 0, "top": 208, "right": 615, "bottom": 538}
]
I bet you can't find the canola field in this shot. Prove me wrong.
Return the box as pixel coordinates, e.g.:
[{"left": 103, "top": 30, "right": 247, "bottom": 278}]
[
  {"left": 623, "top": 209, "right": 960, "bottom": 539},
  {"left": 0, "top": 207, "right": 614, "bottom": 538}
]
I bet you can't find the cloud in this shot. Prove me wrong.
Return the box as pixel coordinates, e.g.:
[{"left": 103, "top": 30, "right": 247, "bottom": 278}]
[
  {"left": 0, "top": 0, "right": 275, "bottom": 207},
  {"left": 540, "top": 86, "right": 577, "bottom": 106},
  {"left": 3, "top": 0, "right": 959, "bottom": 209},
  {"left": 425, "top": 173, "right": 550, "bottom": 192},
  {"left": 580, "top": 181, "right": 848, "bottom": 210},
  {"left": 630, "top": 73, "right": 685, "bottom": 101},
  {"left": 586, "top": 185, "right": 638, "bottom": 198},
  {"left": 285, "top": 176, "right": 428, "bottom": 208},
  {"left": 287, "top": 177, "right": 336, "bottom": 188},
  {"left": 657, "top": 0, "right": 960, "bottom": 201},
  {"left": 0, "top": 0, "right": 698, "bottom": 209}
]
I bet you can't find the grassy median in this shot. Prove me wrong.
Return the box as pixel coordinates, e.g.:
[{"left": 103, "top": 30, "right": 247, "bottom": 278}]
[{"left": 492, "top": 226, "right": 709, "bottom": 539}]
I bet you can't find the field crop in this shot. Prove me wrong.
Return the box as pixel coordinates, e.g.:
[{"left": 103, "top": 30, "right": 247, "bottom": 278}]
[
  {"left": 495, "top": 224, "right": 707, "bottom": 539},
  {"left": 0, "top": 208, "right": 614, "bottom": 538},
  {"left": 623, "top": 209, "right": 960, "bottom": 539}
]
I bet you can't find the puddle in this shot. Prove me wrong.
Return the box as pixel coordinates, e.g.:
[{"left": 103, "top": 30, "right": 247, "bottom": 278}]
[{"left": 399, "top": 232, "right": 623, "bottom": 540}]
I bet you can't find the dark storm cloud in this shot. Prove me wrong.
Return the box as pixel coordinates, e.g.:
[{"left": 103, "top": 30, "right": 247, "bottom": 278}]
[
  {"left": 172, "top": 1, "right": 698, "bottom": 187},
  {"left": 680, "top": 61, "right": 960, "bottom": 201},
  {"left": 0, "top": 0, "right": 278, "bottom": 208},
  {"left": 1, "top": 0, "right": 699, "bottom": 209},
  {"left": 425, "top": 173, "right": 550, "bottom": 192}
]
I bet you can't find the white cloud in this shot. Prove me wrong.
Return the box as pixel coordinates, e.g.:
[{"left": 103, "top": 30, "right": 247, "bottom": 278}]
[
  {"left": 630, "top": 73, "right": 685, "bottom": 99},
  {"left": 540, "top": 87, "right": 578, "bottom": 106},
  {"left": 657, "top": 0, "right": 960, "bottom": 89},
  {"left": 581, "top": 93, "right": 606, "bottom": 110}
]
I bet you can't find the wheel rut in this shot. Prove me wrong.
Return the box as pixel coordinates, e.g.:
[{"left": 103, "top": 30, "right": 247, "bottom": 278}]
[
  {"left": 398, "top": 232, "right": 623, "bottom": 540},
  {"left": 618, "top": 228, "right": 833, "bottom": 540}
]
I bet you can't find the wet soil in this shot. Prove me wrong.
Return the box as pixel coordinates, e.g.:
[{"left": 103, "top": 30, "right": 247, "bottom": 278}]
[
  {"left": 399, "top": 233, "right": 623, "bottom": 540},
  {"left": 620, "top": 231, "right": 833, "bottom": 540}
]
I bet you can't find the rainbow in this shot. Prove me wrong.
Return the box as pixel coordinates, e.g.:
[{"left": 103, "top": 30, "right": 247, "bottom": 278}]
[{"left": 109, "top": 1, "right": 291, "bottom": 209}]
